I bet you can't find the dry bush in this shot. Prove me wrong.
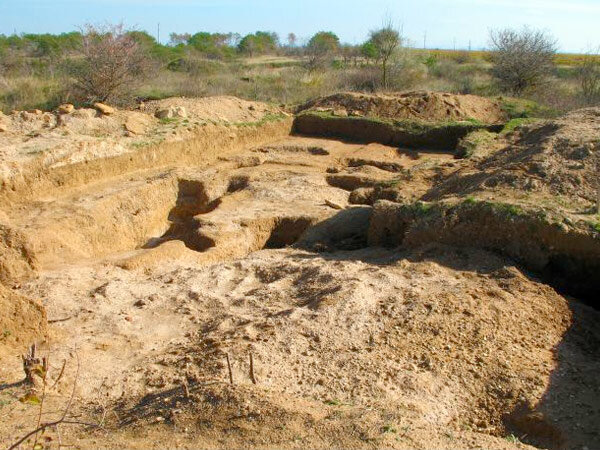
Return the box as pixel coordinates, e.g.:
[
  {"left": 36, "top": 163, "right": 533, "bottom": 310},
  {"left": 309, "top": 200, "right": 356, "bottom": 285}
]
[
  {"left": 577, "top": 51, "right": 600, "bottom": 105},
  {"left": 385, "top": 50, "right": 427, "bottom": 90},
  {"left": 489, "top": 27, "right": 557, "bottom": 95},
  {"left": 71, "top": 24, "right": 152, "bottom": 104}
]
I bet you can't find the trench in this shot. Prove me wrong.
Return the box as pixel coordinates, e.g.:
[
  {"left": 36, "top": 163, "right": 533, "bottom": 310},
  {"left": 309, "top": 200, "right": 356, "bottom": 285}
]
[
  {"left": 293, "top": 113, "right": 504, "bottom": 153},
  {"left": 7, "top": 127, "right": 598, "bottom": 448}
]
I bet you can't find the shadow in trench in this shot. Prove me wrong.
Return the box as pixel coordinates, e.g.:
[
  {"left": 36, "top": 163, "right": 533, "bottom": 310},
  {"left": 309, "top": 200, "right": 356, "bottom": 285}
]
[{"left": 143, "top": 179, "right": 221, "bottom": 252}]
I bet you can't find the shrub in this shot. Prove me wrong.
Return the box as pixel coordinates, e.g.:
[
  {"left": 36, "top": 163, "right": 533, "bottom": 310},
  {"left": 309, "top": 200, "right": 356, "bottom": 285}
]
[
  {"left": 71, "top": 24, "right": 153, "bottom": 104},
  {"left": 577, "top": 51, "right": 600, "bottom": 105},
  {"left": 489, "top": 27, "right": 557, "bottom": 95}
]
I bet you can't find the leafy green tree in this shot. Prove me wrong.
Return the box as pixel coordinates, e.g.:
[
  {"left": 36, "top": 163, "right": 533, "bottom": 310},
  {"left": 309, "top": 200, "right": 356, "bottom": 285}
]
[
  {"left": 238, "top": 31, "right": 279, "bottom": 55},
  {"left": 306, "top": 31, "right": 340, "bottom": 69},
  {"left": 361, "top": 41, "right": 379, "bottom": 64},
  {"left": 369, "top": 24, "right": 402, "bottom": 89}
]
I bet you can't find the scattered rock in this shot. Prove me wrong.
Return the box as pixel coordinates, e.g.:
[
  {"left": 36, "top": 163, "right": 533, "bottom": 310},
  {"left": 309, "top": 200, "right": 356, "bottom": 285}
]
[
  {"left": 333, "top": 109, "right": 348, "bottom": 117},
  {"left": 28, "top": 109, "right": 43, "bottom": 115},
  {"left": 19, "top": 111, "right": 36, "bottom": 122},
  {"left": 124, "top": 116, "right": 148, "bottom": 135},
  {"left": 94, "top": 102, "right": 116, "bottom": 115},
  {"left": 155, "top": 106, "right": 187, "bottom": 120},
  {"left": 58, "top": 104, "right": 75, "bottom": 114}
]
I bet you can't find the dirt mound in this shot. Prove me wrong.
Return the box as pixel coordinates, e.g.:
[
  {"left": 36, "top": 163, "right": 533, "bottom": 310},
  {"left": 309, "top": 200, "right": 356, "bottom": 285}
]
[
  {"left": 426, "top": 108, "right": 600, "bottom": 209},
  {"left": 140, "top": 96, "right": 285, "bottom": 123},
  {"left": 298, "top": 91, "right": 507, "bottom": 124}
]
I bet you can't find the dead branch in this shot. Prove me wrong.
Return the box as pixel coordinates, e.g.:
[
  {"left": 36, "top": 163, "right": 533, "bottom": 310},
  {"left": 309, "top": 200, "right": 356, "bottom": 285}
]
[
  {"left": 226, "top": 353, "right": 234, "bottom": 385},
  {"left": 9, "top": 352, "right": 96, "bottom": 450},
  {"left": 249, "top": 352, "right": 257, "bottom": 385}
]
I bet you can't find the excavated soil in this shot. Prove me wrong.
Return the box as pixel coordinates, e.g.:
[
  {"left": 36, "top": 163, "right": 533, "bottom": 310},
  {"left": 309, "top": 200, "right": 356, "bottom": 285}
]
[
  {"left": 425, "top": 108, "right": 600, "bottom": 209},
  {"left": 0, "top": 94, "right": 599, "bottom": 450},
  {"left": 297, "top": 91, "right": 507, "bottom": 123}
]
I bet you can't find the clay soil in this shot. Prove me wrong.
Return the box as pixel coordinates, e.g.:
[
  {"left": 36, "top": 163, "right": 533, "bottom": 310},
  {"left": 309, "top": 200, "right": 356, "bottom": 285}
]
[{"left": 0, "top": 94, "right": 598, "bottom": 450}]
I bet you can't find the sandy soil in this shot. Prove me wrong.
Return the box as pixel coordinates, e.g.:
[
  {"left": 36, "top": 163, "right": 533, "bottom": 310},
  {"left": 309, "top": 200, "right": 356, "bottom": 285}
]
[
  {"left": 0, "top": 95, "right": 598, "bottom": 449},
  {"left": 298, "top": 91, "right": 507, "bottom": 123}
]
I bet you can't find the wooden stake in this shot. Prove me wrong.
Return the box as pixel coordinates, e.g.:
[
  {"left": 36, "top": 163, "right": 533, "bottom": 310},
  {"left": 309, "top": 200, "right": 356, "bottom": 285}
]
[
  {"left": 249, "top": 352, "right": 257, "bottom": 385},
  {"left": 226, "top": 353, "right": 234, "bottom": 385}
]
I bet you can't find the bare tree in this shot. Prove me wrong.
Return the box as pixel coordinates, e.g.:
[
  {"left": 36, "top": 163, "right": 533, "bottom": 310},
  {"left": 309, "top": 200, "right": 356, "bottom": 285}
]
[
  {"left": 72, "top": 23, "right": 152, "bottom": 104},
  {"left": 489, "top": 26, "right": 557, "bottom": 95},
  {"left": 577, "top": 49, "right": 600, "bottom": 106},
  {"left": 369, "top": 21, "right": 403, "bottom": 90}
]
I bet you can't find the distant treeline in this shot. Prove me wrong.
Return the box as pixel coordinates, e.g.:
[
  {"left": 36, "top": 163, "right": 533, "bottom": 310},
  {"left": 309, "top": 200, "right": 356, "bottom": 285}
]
[{"left": 0, "top": 30, "right": 595, "bottom": 66}]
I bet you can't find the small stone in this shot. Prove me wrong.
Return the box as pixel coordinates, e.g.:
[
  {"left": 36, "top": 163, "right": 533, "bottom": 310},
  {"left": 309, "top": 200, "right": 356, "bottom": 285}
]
[
  {"left": 333, "top": 109, "right": 348, "bottom": 117},
  {"left": 28, "top": 109, "right": 43, "bottom": 115},
  {"left": 155, "top": 106, "right": 186, "bottom": 119},
  {"left": 20, "top": 111, "right": 35, "bottom": 121},
  {"left": 155, "top": 108, "right": 173, "bottom": 119},
  {"left": 134, "top": 299, "right": 146, "bottom": 308},
  {"left": 173, "top": 106, "right": 187, "bottom": 118},
  {"left": 93, "top": 102, "right": 116, "bottom": 115},
  {"left": 124, "top": 116, "right": 147, "bottom": 135},
  {"left": 58, "top": 103, "right": 75, "bottom": 114}
]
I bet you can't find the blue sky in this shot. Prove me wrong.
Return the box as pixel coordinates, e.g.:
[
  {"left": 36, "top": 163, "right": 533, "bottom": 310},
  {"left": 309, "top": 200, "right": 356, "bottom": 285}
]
[{"left": 1, "top": 0, "right": 599, "bottom": 52}]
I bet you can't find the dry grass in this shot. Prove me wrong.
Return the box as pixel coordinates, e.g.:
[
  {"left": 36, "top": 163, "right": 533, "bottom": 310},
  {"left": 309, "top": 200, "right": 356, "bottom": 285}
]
[{"left": 1, "top": 49, "right": 599, "bottom": 114}]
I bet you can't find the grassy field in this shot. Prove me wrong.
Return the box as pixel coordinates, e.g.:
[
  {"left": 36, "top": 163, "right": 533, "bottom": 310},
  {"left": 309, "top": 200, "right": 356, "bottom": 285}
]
[{"left": 0, "top": 45, "right": 597, "bottom": 115}]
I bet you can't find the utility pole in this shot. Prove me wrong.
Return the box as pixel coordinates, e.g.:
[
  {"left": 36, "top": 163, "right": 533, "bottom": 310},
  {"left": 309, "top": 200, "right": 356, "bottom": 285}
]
[
  {"left": 157, "top": 23, "right": 160, "bottom": 44},
  {"left": 453, "top": 37, "right": 456, "bottom": 51},
  {"left": 423, "top": 31, "right": 427, "bottom": 50},
  {"left": 468, "top": 40, "right": 472, "bottom": 51}
]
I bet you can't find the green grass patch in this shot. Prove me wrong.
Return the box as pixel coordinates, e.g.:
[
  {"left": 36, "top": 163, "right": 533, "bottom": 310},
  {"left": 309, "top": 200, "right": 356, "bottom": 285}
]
[
  {"left": 488, "top": 201, "right": 525, "bottom": 217},
  {"left": 499, "top": 97, "right": 556, "bottom": 119},
  {"left": 501, "top": 118, "right": 541, "bottom": 134},
  {"left": 159, "top": 117, "right": 180, "bottom": 125},
  {"left": 382, "top": 424, "right": 397, "bottom": 434}
]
